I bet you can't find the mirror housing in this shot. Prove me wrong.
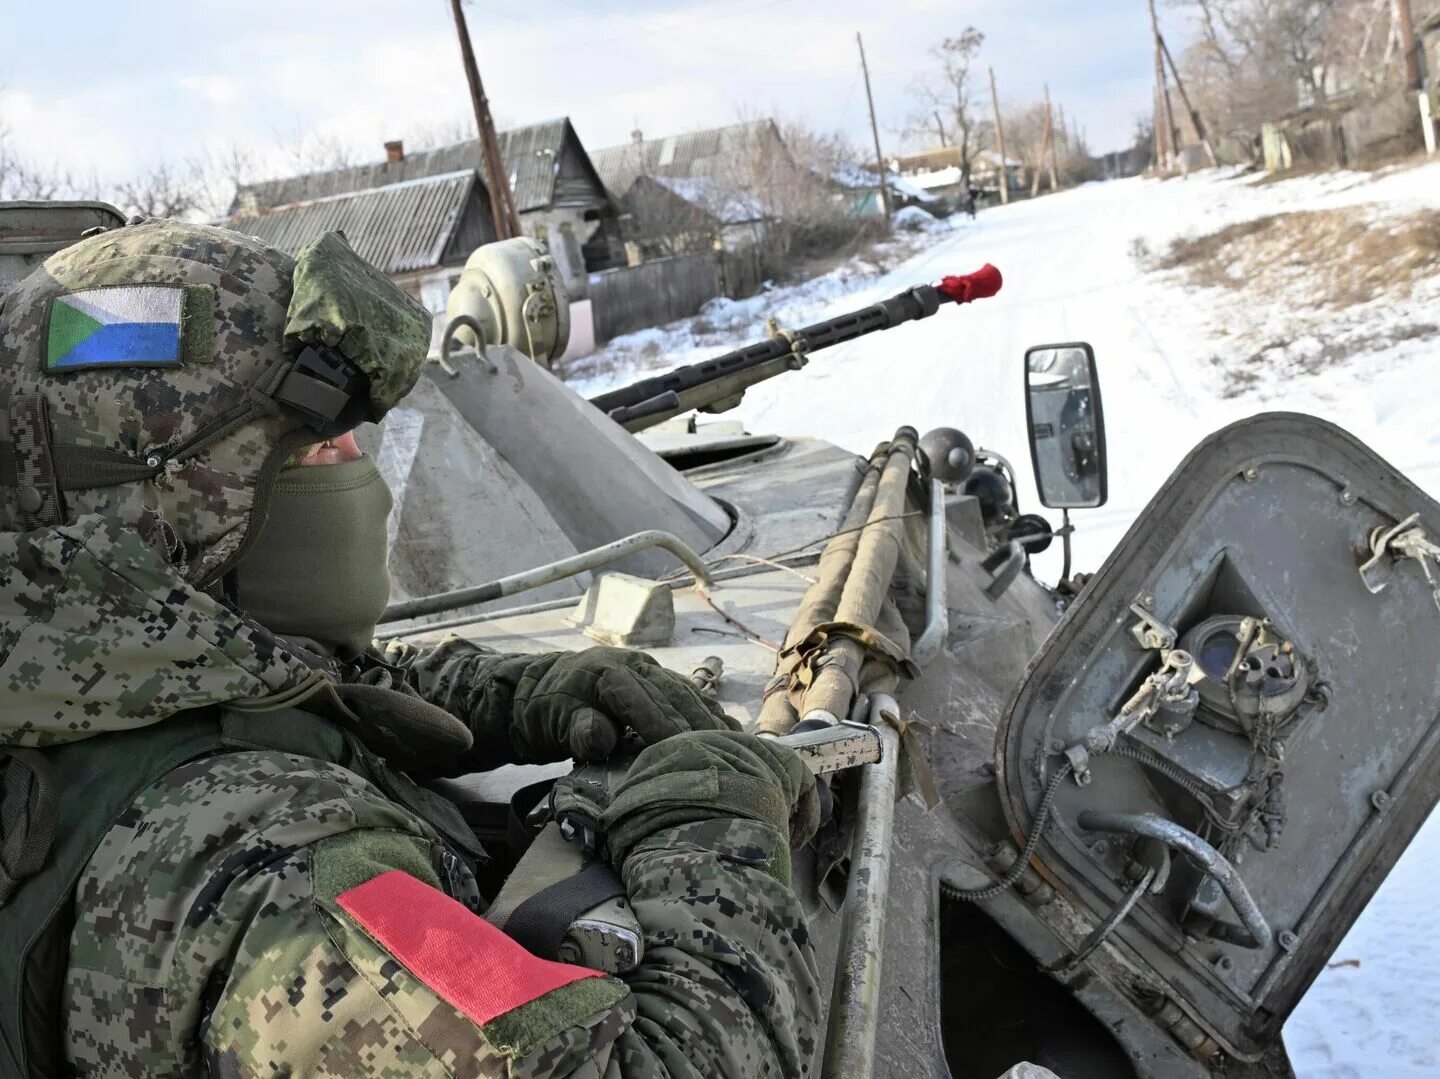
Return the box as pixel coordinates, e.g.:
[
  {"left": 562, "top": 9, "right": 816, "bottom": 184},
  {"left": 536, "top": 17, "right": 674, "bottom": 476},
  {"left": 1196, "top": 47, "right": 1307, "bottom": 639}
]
[{"left": 1024, "top": 342, "right": 1107, "bottom": 509}]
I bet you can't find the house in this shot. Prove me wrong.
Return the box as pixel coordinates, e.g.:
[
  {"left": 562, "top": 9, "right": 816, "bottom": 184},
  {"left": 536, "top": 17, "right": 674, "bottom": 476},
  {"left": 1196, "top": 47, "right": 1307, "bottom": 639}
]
[
  {"left": 227, "top": 171, "right": 496, "bottom": 320},
  {"left": 1420, "top": 12, "right": 1440, "bottom": 153},
  {"left": 591, "top": 120, "right": 793, "bottom": 259},
  {"left": 227, "top": 118, "right": 622, "bottom": 312},
  {"left": 971, "top": 150, "right": 1026, "bottom": 200},
  {"left": 886, "top": 146, "right": 1024, "bottom": 202},
  {"left": 827, "top": 161, "right": 943, "bottom": 217},
  {"left": 620, "top": 174, "right": 768, "bottom": 258},
  {"left": 591, "top": 119, "right": 793, "bottom": 201}
]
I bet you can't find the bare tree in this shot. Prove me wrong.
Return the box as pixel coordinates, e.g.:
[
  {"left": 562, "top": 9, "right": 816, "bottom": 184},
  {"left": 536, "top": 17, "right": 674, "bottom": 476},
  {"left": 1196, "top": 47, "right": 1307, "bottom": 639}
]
[
  {"left": 1166, "top": 0, "right": 1430, "bottom": 159},
  {"left": 904, "top": 28, "right": 987, "bottom": 183},
  {"left": 274, "top": 123, "right": 360, "bottom": 175},
  {"left": 113, "top": 161, "right": 207, "bottom": 219},
  {"left": 192, "top": 141, "right": 261, "bottom": 219}
]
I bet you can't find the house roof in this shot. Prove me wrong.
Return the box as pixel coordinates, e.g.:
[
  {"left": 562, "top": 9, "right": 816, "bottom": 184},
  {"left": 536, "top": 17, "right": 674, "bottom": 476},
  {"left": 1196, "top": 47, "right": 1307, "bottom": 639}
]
[
  {"left": 976, "top": 149, "right": 1024, "bottom": 169},
  {"left": 590, "top": 119, "right": 787, "bottom": 198},
  {"left": 828, "top": 162, "right": 940, "bottom": 203},
  {"left": 226, "top": 170, "right": 476, "bottom": 274},
  {"left": 231, "top": 118, "right": 596, "bottom": 216},
  {"left": 640, "top": 175, "right": 768, "bottom": 224}
]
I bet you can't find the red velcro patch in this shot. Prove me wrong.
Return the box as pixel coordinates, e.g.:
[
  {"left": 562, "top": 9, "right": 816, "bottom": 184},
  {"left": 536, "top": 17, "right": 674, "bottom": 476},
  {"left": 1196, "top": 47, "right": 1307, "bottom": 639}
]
[{"left": 337, "top": 870, "right": 601, "bottom": 1025}]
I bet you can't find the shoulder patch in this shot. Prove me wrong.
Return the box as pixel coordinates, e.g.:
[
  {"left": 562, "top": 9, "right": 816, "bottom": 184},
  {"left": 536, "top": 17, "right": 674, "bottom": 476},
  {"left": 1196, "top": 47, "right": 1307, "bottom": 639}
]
[
  {"left": 44, "top": 284, "right": 206, "bottom": 372},
  {"left": 337, "top": 870, "right": 604, "bottom": 1027}
]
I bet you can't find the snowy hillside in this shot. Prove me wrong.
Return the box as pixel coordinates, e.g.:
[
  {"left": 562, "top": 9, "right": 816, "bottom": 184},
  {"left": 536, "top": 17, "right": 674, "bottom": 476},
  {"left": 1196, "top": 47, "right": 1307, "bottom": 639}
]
[{"left": 571, "top": 161, "right": 1440, "bottom": 1078}]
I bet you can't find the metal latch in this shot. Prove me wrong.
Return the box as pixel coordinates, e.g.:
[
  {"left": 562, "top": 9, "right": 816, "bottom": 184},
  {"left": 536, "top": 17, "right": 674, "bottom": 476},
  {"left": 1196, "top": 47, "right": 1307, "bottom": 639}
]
[
  {"left": 1128, "top": 603, "right": 1177, "bottom": 651},
  {"left": 1359, "top": 512, "right": 1440, "bottom": 614}
]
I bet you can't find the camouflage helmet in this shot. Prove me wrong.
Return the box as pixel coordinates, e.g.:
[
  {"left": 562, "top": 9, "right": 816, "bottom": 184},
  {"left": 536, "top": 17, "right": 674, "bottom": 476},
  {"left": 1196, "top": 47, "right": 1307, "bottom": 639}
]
[{"left": 0, "top": 219, "right": 430, "bottom": 585}]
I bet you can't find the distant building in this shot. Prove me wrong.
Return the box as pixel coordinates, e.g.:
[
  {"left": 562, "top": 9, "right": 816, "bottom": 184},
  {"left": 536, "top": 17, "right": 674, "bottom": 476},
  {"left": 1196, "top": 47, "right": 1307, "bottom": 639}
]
[
  {"left": 621, "top": 174, "right": 768, "bottom": 259},
  {"left": 827, "top": 161, "right": 943, "bottom": 217},
  {"left": 887, "top": 146, "right": 1024, "bottom": 203},
  {"left": 591, "top": 120, "right": 792, "bottom": 260},
  {"left": 227, "top": 118, "right": 622, "bottom": 319},
  {"left": 972, "top": 150, "right": 1026, "bottom": 200},
  {"left": 591, "top": 119, "right": 792, "bottom": 200}
]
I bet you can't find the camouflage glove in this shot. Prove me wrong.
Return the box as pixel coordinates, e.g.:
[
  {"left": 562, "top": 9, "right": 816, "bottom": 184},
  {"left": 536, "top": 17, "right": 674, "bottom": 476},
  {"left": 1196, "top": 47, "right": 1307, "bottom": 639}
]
[
  {"left": 506, "top": 647, "right": 739, "bottom": 763},
  {"left": 603, "top": 730, "right": 820, "bottom": 883}
]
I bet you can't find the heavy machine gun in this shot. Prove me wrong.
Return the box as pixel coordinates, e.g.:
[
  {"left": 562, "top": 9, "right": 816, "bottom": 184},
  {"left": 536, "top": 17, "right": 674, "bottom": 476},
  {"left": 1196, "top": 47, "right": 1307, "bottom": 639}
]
[{"left": 588, "top": 264, "right": 1003, "bottom": 431}]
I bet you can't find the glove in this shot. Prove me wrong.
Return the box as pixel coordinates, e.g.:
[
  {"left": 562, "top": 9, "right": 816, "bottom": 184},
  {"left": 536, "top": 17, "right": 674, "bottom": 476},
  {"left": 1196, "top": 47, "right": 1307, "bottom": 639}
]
[
  {"left": 602, "top": 730, "right": 820, "bottom": 882},
  {"left": 507, "top": 647, "right": 739, "bottom": 763}
]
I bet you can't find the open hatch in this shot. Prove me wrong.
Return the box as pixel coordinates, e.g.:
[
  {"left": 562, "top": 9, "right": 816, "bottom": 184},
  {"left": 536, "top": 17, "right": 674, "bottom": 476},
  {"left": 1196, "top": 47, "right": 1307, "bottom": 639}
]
[{"left": 997, "top": 412, "right": 1440, "bottom": 1060}]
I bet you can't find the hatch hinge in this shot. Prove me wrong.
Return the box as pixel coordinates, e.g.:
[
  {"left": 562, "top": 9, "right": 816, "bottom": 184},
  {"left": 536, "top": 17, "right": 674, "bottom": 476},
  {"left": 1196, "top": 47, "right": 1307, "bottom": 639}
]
[{"left": 1359, "top": 512, "right": 1440, "bottom": 615}]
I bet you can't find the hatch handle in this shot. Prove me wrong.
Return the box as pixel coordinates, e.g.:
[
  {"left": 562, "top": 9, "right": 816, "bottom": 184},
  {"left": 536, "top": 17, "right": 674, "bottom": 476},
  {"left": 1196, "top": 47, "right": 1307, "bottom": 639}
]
[
  {"left": 981, "top": 539, "right": 1026, "bottom": 601},
  {"left": 1077, "top": 811, "right": 1272, "bottom": 950}
]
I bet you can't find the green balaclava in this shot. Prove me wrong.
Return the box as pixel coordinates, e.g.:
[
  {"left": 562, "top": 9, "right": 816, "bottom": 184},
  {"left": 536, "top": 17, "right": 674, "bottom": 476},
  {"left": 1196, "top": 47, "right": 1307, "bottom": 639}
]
[{"left": 232, "top": 455, "right": 394, "bottom": 658}]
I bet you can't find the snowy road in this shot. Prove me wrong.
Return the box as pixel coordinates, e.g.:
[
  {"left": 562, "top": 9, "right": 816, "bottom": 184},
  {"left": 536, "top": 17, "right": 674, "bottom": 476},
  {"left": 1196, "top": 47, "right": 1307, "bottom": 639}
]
[{"left": 583, "top": 164, "right": 1440, "bottom": 1077}]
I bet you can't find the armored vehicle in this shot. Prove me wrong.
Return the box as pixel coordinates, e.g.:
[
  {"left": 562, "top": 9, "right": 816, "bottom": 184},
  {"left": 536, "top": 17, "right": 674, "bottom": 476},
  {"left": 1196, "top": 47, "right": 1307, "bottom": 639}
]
[{"left": 9, "top": 204, "right": 1440, "bottom": 1078}]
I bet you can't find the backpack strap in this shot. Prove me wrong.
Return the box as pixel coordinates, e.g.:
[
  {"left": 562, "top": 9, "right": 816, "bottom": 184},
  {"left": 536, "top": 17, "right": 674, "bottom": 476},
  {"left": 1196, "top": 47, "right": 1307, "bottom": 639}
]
[
  {"left": 8, "top": 394, "right": 65, "bottom": 529},
  {"left": 0, "top": 750, "right": 59, "bottom": 908},
  {"left": 0, "top": 716, "right": 229, "bottom": 1078}
]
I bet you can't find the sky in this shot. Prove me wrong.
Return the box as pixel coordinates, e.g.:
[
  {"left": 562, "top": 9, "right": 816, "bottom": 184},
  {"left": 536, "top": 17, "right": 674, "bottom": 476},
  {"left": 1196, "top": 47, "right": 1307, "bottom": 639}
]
[{"left": 0, "top": 0, "right": 1186, "bottom": 189}]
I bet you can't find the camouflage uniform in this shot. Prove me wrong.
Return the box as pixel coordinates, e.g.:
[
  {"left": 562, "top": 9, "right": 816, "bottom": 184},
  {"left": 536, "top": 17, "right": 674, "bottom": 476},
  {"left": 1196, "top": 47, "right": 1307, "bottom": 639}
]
[{"left": 0, "top": 220, "right": 820, "bottom": 1076}]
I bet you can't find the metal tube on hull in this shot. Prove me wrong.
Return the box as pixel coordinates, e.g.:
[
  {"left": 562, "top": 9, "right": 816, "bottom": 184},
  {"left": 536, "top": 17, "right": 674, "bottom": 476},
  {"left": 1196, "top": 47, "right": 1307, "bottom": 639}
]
[
  {"left": 820, "top": 693, "right": 901, "bottom": 1079},
  {"left": 379, "top": 529, "right": 713, "bottom": 624},
  {"left": 757, "top": 444, "right": 888, "bottom": 736},
  {"left": 802, "top": 429, "right": 918, "bottom": 723},
  {"left": 911, "top": 477, "right": 949, "bottom": 665}
]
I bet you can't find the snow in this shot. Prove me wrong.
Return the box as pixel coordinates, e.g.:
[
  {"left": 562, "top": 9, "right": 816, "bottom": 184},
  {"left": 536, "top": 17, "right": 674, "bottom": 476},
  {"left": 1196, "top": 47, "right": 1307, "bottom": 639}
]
[
  {"left": 829, "top": 160, "right": 943, "bottom": 203},
  {"left": 891, "top": 204, "right": 941, "bottom": 231},
  {"left": 570, "top": 158, "right": 1440, "bottom": 1076},
  {"left": 645, "top": 174, "right": 768, "bottom": 224}
]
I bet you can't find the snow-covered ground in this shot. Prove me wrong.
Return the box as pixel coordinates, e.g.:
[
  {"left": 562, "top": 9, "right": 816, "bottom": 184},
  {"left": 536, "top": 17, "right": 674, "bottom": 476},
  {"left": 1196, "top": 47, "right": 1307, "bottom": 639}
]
[{"left": 572, "top": 160, "right": 1440, "bottom": 1077}]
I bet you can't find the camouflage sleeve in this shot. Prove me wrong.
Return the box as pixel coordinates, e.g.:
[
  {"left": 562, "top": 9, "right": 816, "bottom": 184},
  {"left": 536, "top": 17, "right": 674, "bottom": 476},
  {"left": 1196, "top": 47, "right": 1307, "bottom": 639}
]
[
  {"left": 64, "top": 736, "right": 821, "bottom": 1078},
  {"left": 600, "top": 731, "right": 824, "bottom": 1076},
  {"left": 63, "top": 748, "right": 631, "bottom": 1077}
]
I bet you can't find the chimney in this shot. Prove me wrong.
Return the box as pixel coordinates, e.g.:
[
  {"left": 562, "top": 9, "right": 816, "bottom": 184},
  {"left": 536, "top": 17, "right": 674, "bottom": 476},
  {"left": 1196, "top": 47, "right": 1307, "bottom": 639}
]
[
  {"left": 630, "top": 128, "right": 644, "bottom": 144},
  {"left": 384, "top": 140, "right": 404, "bottom": 163}
]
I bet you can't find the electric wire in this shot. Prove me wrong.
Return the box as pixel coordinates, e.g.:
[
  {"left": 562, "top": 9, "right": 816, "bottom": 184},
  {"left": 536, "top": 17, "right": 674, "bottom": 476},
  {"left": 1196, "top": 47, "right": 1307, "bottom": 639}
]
[{"left": 941, "top": 759, "right": 1074, "bottom": 903}]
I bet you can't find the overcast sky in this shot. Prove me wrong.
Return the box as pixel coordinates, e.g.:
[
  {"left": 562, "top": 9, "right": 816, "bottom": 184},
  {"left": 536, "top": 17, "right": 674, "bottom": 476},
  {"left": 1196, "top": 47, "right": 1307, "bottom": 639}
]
[{"left": 0, "top": 0, "right": 1189, "bottom": 185}]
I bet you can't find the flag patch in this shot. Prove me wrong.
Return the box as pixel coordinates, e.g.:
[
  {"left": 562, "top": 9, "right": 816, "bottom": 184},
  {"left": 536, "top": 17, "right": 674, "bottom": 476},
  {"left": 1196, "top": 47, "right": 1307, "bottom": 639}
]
[{"left": 46, "top": 286, "right": 186, "bottom": 372}]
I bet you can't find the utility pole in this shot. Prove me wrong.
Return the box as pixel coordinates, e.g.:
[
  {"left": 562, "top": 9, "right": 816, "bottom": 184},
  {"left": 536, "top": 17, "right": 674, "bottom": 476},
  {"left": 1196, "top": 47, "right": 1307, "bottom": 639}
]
[
  {"left": 1148, "top": 0, "right": 1180, "bottom": 173},
  {"left": 988, "top": 66, "right": 1009, "bottom": 204},
  {"left": 1043, "top": 83, "right": 1060, "bottom": 191},
  {"left": 1159, "top": 33, "right": 1219, "bottom": 165},
  {"left": 1396, "top": 0, "right": 1422, "bottom": 91},
  {"left": 450, "top": 0, "right": 521, "bottom": 240},
  {"left": 857, "top": 31, "right": 891, "bottom": 225}
]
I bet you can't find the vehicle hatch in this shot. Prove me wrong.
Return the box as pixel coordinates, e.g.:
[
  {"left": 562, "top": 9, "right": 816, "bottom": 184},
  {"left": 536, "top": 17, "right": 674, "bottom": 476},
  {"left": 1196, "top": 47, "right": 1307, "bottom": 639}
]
[{"left": 997, "top": 412, "right": 1440, "bottom": 1060}]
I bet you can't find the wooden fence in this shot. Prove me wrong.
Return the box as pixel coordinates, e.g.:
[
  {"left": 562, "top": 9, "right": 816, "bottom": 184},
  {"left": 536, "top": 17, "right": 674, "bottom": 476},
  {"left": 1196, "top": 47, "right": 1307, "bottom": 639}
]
[{"left": 588, "top": 248, "right": 764, "bottom": 344}]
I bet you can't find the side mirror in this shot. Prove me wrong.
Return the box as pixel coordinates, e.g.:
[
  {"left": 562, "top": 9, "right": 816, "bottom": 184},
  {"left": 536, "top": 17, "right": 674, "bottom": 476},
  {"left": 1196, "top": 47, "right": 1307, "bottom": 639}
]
[{"left": 1024, "top": 342, "right": 1107, "bottom": 509}]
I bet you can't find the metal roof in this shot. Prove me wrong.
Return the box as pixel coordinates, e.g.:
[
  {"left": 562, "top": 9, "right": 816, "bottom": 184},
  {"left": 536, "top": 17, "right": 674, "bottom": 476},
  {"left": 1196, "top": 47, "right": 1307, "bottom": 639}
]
[
  {"left": 590, "top": 120, "right": 788, "bottom": 199},
  {"left": 225, "top": 171, "right": 475, "bottom": 274},
  {"left": 232, "top": 118, "right": 593, "bottom": 216},
  {"left": 641, "top": 176, "right": 768, "bottom": 223}
]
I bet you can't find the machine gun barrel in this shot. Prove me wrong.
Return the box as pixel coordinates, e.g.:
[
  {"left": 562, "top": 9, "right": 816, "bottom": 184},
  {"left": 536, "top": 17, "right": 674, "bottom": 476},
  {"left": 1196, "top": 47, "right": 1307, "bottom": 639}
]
[{"left": 589, "top": 264, "right": 1002, "bottom": 432}]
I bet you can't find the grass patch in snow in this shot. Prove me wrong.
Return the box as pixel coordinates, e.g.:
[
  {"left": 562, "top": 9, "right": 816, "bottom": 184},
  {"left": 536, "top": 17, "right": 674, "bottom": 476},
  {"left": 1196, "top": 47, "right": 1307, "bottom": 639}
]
[
  {"left": 1156, "top": 207, "right": 1440, "bottom": 398},
  {"left": 1159, "top": 209, "right": 1440, "bottom": 308}
]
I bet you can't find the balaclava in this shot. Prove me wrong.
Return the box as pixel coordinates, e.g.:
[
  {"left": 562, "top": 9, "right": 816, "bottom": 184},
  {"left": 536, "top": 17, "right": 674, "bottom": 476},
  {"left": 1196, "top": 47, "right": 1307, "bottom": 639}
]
[{"left": 233, "top": 453, "right": 394, "bottom": 656}]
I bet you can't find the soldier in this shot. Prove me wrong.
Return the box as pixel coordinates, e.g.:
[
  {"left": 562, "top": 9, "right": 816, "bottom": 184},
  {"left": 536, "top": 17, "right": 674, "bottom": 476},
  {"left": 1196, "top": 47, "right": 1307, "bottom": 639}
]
[{"left": 0, "top": 220, "right": 821, "bottom": 1076}]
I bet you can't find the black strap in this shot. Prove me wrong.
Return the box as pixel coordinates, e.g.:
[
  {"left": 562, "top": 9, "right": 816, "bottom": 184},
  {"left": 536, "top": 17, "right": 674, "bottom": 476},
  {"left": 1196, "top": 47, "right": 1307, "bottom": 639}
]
[
  {"left": 507, "top": 779, "right": 556, "bottom": 861},
  {"left": 503, "top": 861, "right": 626, "bottom": 960},
  {"left": 0, "top": 750, "right": 59, "bottom": 908}
]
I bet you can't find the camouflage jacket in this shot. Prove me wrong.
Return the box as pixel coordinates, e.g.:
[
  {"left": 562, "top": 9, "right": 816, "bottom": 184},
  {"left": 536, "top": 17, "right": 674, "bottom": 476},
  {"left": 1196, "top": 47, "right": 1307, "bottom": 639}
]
[{"left": 0, "top": 517, "right": 820, "bottom": 1077}]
